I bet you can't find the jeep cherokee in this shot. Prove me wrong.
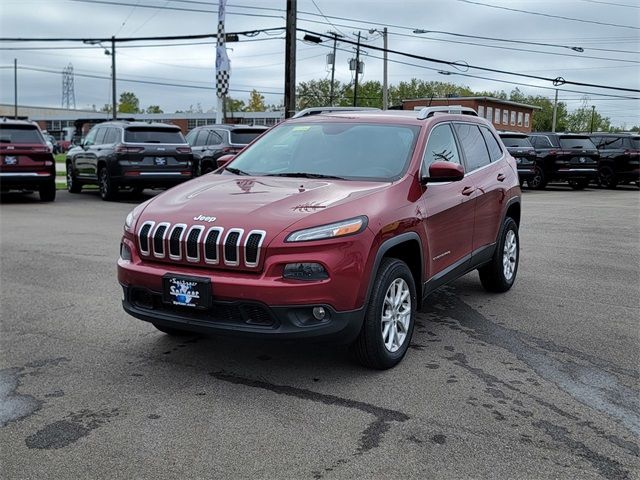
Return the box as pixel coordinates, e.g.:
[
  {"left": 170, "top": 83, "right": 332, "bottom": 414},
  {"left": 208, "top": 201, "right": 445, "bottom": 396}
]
[
  {"left": 66, "top": 121, "right": 193, "bottom": 200},
  {"left": 0, "top": 119, "right": 56, "bottom": 201},
  {"left": 118, "top": 109, "right": 522, "bottom": 369}
]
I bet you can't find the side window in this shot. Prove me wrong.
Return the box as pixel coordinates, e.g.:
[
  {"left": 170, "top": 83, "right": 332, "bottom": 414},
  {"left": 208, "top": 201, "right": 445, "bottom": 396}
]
[
  {"left": 453, "top": 123, "right": 491, "bottom": 172},
  {"left": 185, "top": 130, "right": 198, "bottom": 145},
  {"left": 194, "top": 131, "right": 208, "bottom": 147},
  {"left": 84, "top": 128, "right": 98, "bottom": 146},
  {"left": 480, "top": 127, "right": 503, "bottom": 162},
  {"left": 94, "top": 128, "right": 107, "bottom": 145},
  {"left": 104, "top": 128, "right": 118, "bottom": 145},
  {"left": 208, "top": 131, "right": 224, "bottom": 145},
  {"left": 421, "top": 124, "right": 461, "bottom": 173}
]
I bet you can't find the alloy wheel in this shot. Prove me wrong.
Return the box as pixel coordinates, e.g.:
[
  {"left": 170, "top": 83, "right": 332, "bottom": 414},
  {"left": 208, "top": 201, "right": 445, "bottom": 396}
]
[
  {"left": 381, "top": 278, "right": 411, "bottom": 353},
  {"left": 503, "top": 230, "right": 517, "bottom": 281}
]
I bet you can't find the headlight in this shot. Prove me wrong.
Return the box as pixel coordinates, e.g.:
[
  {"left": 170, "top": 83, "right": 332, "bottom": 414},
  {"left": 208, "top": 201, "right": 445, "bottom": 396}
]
[
  {"left": 124, "top": 211, "right": 135, "bottom": 232},
  {"left": 286, "top": 216, "right": 367, "bottom": 242}
]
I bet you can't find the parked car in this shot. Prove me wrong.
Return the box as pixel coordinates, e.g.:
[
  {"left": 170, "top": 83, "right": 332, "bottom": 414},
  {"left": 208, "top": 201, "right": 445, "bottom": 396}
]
[
  {"left": 589, "top": 133, "right": 640, "bottom": 188},
  {"left": 498, "top": 132, "right": 536, "bottom": 186},
  {"left": 527, "top": 133, "right": 599, "bottom": 190},
  {"left": 118, "top": 108, "right": 521, "bottom": 369},
  {"left": 0, "top": 119, "right": 56, "bottom": 201},
  {"left": 66, "top": 121, "right": 194, "bottom": 201},
  {"left": 185, "top": 124, "right": 268, "bottom": 175},
  {"left": 43, "top": 133, "right": 61, "bottom": 154}
]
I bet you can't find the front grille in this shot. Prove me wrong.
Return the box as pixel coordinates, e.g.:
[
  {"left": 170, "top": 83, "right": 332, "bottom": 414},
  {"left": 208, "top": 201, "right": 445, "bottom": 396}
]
[{"left": 136, "top": 222, "right": 264, "bottom": 269}]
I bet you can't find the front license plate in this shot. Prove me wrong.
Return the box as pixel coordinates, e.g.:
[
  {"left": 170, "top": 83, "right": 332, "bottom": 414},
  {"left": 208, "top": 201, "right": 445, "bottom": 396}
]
[
  {"left": 163, "top": 274, "right": 211, "bottom": 309},
  {"left": 3, "top": 156, "right": 17, "bottom": 165}
]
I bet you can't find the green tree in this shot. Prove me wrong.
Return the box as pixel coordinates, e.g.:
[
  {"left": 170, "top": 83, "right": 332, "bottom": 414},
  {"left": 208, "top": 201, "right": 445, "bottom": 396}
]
[
  {"left": 118, "top": 91, "right": 141, "bottom": 113},
  {"left": 145, "top": 105, "right": 163, "bottom": 114},
  {"left": 225, "top": 97, "right": 246, "bottom": 113},
  {"left": 296, "top": 79, "right": 348, "bottom": 108},
  {"left": 341, "top": 81, "right": 383, "bottom": 108},
  {"left": 245, "top": 89, "right": 266, "bottom": 112},
  {"left": 565, "top": 105, "right": 611, "bottom": 133},
  {"left": 388, "top": 79, "right": 473, "bottom": 106}
]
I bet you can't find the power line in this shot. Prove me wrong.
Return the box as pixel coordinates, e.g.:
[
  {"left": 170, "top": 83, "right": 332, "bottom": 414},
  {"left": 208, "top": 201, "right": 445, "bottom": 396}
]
[
  {"left": 457, "top": 0, "right": 640, "bottom": 30},
  {"left": 576, "top": 0, "right": 640, "bottom": 8}
]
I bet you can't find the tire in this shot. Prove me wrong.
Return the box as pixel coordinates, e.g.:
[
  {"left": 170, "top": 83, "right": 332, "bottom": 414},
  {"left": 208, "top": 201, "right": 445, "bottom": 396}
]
[
  {"left": 38, "top": 180, "right": 56, "bottom": 202},
  {"left": 66, "top": 162, "right": 82, "bottom": 193},
  {"left": 131, "top": 186, "right": 144, "bottom": 196},
  {"left": 568, "top": 179, "right": 589, "bottom": 190},
  {"left": 598, "top": 166, "right": 618, "bottom": 189},
  {"left": 478, "top": 217, "right": 519, "bottom": 293},
  {"left": 527, "top": 165, "right": 547, "bottom": 190},
  {"left": 98, "top": 165, "right": 117, "bottom": 201},
  {"left": 201, "top": 160, "right": 215, "bottom": 175},
  {"left": 153, "top": 323, "right": 192, "bottom": 336},
  {"left": 349, "top": 258, "right": 417, "bottom": 370}
]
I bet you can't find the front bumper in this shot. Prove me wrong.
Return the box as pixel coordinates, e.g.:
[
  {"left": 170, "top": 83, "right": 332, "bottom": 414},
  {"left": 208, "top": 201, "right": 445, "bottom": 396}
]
[{"left": 121, "top": 284, "right": 364, "bottom": 342}]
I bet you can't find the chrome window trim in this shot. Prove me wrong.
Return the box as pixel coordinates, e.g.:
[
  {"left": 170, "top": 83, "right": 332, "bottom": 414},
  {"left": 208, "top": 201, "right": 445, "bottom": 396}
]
[
  {"left": 185, "top": 225, "right": 205, "bottom": 263},
  {"left": 168, "top": 223, "right": 187, "bottom": 260},
  {"left": 203, "top": 227, "right": 224, "bottom": 265},
  {"left": 137, "top": 221, "right": 155, "bottom": 256},
  {"left": 243, "top": 230, "right": 266, "bottom": 267},
  {"left": 223, "top": 228, "right": 244, "bottom": 267},
  {"left": 152, "top": 222, "right": 171, "bottom": 259}
]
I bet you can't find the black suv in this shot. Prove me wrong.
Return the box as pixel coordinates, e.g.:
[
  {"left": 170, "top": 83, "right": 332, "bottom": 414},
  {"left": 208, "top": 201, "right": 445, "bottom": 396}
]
[
  {"left": 498, "top": 132, "right": 536, "bottom": 186},
  {"left": 589, "top": 133, "right": 640, "bottom": 188},
  {"left": 66, "top": 121, "right": 193, "bottom": 200},
  {"left": 185, "top": 124, "right": 268, "bottom": 175},
  {"left": 527, "top": 133, "right": 599, "bottom": 190}
]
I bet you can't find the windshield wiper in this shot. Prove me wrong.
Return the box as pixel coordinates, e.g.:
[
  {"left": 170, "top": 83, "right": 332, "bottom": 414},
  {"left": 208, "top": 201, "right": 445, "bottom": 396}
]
[
  {"left": 225, "top": 166, "right": 251, "bottom": 176},
  {"left": 265, "top": 172, "right": 346, "bottom": 180}
]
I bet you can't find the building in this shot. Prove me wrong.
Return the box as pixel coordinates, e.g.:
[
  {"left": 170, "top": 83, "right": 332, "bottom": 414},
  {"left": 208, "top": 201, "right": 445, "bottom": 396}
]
[
  {"left": 0, "top": 104, "right": 284, "bottom": 139},
  {"left": 402, "top": 97, "right": 541, "bottom": 133}
]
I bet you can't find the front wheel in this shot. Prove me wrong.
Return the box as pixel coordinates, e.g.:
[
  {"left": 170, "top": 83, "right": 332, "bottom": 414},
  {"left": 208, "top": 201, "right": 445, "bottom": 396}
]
[
  {"left": 350, "top": 258, "right": 416, "bottom": 370},
  {"left": 599, "top": 166, "right": 618, "bottom": 189},
  {"left": 478, "top": 217, "right": 519, "bottom": 293},
  {"left": 67, "top": 162, "right": 81, "bottom": 193},
  {"left": 99, "top": 166, "right": 117, "bottom": 201},
  {"left": 527, "top": 165, "right": 547, "bottom": 190},
  {"left": 38, "top": 180, "right": 56, "bottom": 202}
]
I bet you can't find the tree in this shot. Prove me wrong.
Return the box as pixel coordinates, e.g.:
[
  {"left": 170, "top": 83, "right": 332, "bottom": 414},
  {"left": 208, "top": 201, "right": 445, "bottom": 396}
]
[
  {"left": 565, "top": 104, "right": 611, "bottom": 133},
  {"left": 145, "top": 105, "right": 163, "bottom": 114},
  {"left": 342, "top": 81, "right": 383, "bottom": 108},
  {"left": 118, "top": 91, "right": 141, "bottom": 113},
  {"left": 226, "top": 97, "right": 246, "bottom": 113},
  {"left": 296, "top": 79, "right": 341, "bottom": 109},
  {"left": 388, "top": 79, "right": 473, "bottom": 106},
  {"left": 245, "top": 89, "right": 267, "bottom": 112},
  {"left": 100, "top": 104, "right": 112, "bottom": 114}
]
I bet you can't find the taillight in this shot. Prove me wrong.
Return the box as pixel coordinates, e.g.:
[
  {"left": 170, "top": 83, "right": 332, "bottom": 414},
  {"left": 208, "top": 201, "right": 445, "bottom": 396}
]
[
  {"left": 623, "top": 150, "right": 639, "bottom": 157},
  {"left": 221, "top": 147, "right": 239, "bottom": 154},
  {"left": 115, "top": 144, "right": 144, "bottom": 153},
  {"left": 548, "top": 150, "right": 557, "bottom": 156},
  {"left": 176, "top": 147, "right": 192, "bottom": 154}
]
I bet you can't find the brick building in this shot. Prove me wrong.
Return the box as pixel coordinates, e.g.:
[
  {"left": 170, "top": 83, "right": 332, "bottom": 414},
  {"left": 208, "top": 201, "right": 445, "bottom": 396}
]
[{"left": 402, "top": 97, "right": 540, "bottom": 133}]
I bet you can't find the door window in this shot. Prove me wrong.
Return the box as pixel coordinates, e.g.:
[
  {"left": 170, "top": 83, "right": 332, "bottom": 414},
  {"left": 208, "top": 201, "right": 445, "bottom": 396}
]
[
  {"left": 83, "top": 128, "right": 98, "bottom": 146},
  {"left": 454, "top": 123, "right": 491, "bottom": 172},
  {"left": 94, "top": 128, "right": 107, "bottom": 145},
  {"left": 185, "top": 130, "right": 198, "bottom": 145},
  {"left": 208, "top": 131, "right": 224, "bottom": 145},
  {"left": 194, "top": 131, "right": 209, "bottom": 147},
  {"left": 480, "top": 127, "right": 503, "bottom": 162},
  {"left": 421, "top": 124, "right": 461, "bottom": 173},
  {"left": 103, "top": 128, "right": 118, "bottom": 145}
]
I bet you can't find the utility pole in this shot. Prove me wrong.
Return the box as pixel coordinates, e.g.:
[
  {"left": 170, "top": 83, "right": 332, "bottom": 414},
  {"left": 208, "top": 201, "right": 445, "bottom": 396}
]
[
  {"left": 284, "top": 0, "right": 297, "bottom": 118},
  {"left": 111, "top": 36, "right": 117, "bottom": 120},
  {"left": 14, "top": 58, "right": 18, "bottom": 119},
  {"left": 590, "top": 105, "right": 596, "bottom": 133},
  {"left": 551, "top": 88, "right": 558, "bottom": 133},
  {"left": 353, "top": 32, "right": 361, "bottom": 107},
  {"left": 328, "top": 31, "right": 341, "bottom": 106},
  {"left": 382, "top": 27, "right": 388, "bottom": 110}
]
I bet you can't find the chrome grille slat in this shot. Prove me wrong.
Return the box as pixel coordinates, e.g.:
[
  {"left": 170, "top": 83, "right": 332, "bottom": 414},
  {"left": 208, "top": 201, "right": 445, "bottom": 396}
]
[
  {"left": 244, "top": 230, "right": 266, "bottom": 267},
  {"left": 186, "top": 226, "right": 204, "bottom": 262},
  {"left": 138, "top": 221, "right": 154, "bottom": 255},
  {"left": 204, "top": 227, "right": 224, "bottom": 264},
  {"left": 152, "top": 223, "right": 169, "bottom": 258},
  {"left": 168, "top": 224, "right": 187, "bottom": 260},
  {"left": 223, "top": 229, "right": 244, "bottom": 266}
]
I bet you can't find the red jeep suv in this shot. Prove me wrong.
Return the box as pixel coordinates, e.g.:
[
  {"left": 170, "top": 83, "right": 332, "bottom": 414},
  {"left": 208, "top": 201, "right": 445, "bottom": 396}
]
[
  {"left": 118, "top": 108, "right": 521, "bottom": 369},
  {"left": 0, "top": 119, "right": 57, "bottom": 201}
]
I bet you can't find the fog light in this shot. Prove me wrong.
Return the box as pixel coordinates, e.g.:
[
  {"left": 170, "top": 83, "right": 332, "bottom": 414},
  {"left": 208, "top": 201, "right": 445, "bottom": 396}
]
[
  {"left": 120, "top": 242, "right": 132, "bottom": 261},
  {"left": 312, "top": 306, "right": 326, "bottom": 320},
  {"left": 283, "top": 263, "right": 328, "bottom": 280}
]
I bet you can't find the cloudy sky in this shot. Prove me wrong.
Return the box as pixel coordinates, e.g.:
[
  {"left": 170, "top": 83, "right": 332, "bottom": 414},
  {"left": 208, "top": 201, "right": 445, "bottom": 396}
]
[{"left": 1, "top": 0, "right": 638, "bottom": 126}]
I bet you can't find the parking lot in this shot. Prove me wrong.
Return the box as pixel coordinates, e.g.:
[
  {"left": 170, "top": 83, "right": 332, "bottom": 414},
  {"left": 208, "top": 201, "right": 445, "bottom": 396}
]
[{"left": 1, "top": 186, "right": 639, "bottom": 479}]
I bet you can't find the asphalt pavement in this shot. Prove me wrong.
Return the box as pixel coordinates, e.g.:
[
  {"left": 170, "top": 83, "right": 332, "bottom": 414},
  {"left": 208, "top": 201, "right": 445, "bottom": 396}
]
[{"left": 1, "top": 185, "right": 639, "bottom": 479}]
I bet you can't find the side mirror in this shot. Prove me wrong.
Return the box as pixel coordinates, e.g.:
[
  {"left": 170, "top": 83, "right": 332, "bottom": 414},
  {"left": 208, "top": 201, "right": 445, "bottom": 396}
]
[
  {"left": 422, "top": 161, "right": 465, "bottom": 183},
  {"left": 216, "top": 154, "right": 236, "bottom": 169}
]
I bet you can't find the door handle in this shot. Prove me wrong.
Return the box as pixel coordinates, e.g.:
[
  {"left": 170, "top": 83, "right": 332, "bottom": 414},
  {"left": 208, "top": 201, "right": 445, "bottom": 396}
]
[
  {"left": 497, "top": 173, "right": 506, "bottom": 182},
  {"left": 461, "top": 186, "right": 476, "bottom": 196}
]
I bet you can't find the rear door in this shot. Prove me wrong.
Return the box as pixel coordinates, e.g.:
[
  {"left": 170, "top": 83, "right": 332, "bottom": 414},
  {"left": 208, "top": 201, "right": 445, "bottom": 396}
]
[
  {"left": 76, "top": 127, "right": 98, "bottom": 178},
  {"left": 420, "top": 122, "right": 475, "bottom": 279}
]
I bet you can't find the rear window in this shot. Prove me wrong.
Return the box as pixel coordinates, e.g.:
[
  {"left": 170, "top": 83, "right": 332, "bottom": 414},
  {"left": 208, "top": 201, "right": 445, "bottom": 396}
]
[
  {"left": 559, "top": 137, "right": 596, "bottom": 149},
  {"left": 230, "top": 129, "right": 266, "bottom": 144},
  {"left": 124, "top": 127, "right": 185, "bottom": 144},
  {"left": 500, "top": 136, "right": 532, "bottom": 148},
  {"left": 631, "top": 137, "right": 640, "bottom": 149},
  {"left": 0, "top": 125, "right": 44, "bottom": 144}
]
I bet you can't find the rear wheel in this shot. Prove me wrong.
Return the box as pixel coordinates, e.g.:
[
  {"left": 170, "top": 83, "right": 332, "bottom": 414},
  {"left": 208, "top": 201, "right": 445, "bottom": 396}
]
[
  {"left": 527, "top": 165, "right": 547, "bottom": 190},
  {"left": 568, "top": 179, "right": 589, "bottom": 190},
  {"left": 66, "top": 162, "right": 82, "bottom": 193},
  {"left": 599, "top": 166, "right": 618, "bottom": 189},
  {"left": 479, "top": 217, "right": 519, "bottom": 293},
  {"left": 350, "top": 258, "right": 416, "bottom": 370},
  {"left": 38, "top": 180, "right": 56, "bottom": 202},
  {"left": 99, "top": 166, "right": 117, "bottom": 201},
  {"left": 201, "top": 159, "right": 215, "bottom": 175},
  {"left": 153, "top": 323, "right": 193, "bottom": 336}
]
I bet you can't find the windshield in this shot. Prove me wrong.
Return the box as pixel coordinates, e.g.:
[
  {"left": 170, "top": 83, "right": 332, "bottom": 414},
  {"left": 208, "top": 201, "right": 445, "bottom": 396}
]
[
  {"left": 0, "top": 125, "right": 44, "bottom": 144},
  {"left": 559, "top": 137, "right": 596, "bottom": 149},
  {"left": 124, "top": 127, "right": 185, "bottom": 144},
  {"left": 230, "top": 129, "right": 266, "bottom": 145},
  {"left": 227, "top": 122, "right": 419, "bottom": 181},
  {"left": 500, "top": 136, "right": 532, "bottom": 148}
]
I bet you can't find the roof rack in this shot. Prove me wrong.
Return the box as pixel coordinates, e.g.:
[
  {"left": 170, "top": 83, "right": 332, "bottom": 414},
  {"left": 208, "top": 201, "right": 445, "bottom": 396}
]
[
  {"left": 292, "top": 106, "right": 380, "bottom": 119},
  {"left": 416, "top": 106, "right": 478, "bottom": 120}
]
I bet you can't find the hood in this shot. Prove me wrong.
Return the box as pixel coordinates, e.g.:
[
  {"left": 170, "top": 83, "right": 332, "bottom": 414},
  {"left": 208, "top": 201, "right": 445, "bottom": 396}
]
[{"left": 137, "top": 174, "right": 388, "bottom": 235}]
